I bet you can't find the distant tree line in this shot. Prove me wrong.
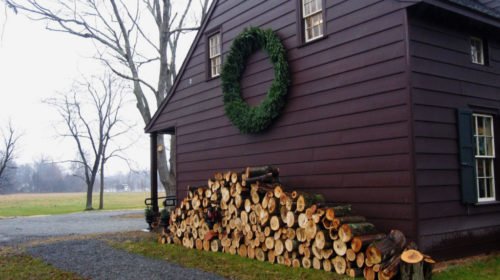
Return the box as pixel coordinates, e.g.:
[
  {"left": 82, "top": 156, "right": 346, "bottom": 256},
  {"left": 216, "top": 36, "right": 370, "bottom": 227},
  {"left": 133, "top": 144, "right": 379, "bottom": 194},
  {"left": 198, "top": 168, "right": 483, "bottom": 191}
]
[{"left": 0, "top": 158, "right": 150, "bottom": 194}]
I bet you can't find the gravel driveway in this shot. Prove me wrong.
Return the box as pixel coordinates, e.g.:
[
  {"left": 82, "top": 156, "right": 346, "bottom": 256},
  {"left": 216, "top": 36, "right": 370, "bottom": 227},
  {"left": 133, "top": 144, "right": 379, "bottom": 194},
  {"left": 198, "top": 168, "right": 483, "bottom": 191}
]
[
  {"left": 0, "top": 210, "right": 145, "bottom": 244},
  {"left": 0, "top": 210, "right": 225, "bottom": 280},
  {"left": 28, "top": 239, "right": 224, "bottom": 280}
]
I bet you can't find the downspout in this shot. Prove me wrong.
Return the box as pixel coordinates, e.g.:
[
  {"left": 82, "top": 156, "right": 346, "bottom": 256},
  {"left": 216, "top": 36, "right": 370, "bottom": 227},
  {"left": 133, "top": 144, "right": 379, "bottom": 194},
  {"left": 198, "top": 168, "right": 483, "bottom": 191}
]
[{"left": 403, "top": 9, "right": 421, "bottom": 248}]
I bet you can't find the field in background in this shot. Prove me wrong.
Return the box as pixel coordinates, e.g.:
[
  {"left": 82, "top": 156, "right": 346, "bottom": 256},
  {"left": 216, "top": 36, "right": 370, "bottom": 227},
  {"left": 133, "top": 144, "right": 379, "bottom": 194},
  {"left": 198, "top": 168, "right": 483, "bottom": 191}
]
[{"left": 0, "top": 192, "right": 165, "bottom": 217}]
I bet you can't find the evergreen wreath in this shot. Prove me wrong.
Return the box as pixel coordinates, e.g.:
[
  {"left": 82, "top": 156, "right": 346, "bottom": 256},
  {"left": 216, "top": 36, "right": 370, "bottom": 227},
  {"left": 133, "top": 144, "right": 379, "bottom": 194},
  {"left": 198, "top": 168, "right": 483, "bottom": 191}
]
[{"left": 221, "top": 27, "right": 290, "bottom": 133}]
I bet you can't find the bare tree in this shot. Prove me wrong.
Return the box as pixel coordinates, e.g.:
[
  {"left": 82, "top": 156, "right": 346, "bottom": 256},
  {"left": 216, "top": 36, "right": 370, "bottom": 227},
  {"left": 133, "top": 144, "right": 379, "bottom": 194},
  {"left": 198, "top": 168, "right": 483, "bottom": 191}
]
[
  {"left": 46, "top": 73, "right": 128, "bottom": 210},
  {"left": 0, "top": 121, "right": 20, "bottom": 191},
  {"left": 3, "top": 0, "right": 211, "bottom": 196}
]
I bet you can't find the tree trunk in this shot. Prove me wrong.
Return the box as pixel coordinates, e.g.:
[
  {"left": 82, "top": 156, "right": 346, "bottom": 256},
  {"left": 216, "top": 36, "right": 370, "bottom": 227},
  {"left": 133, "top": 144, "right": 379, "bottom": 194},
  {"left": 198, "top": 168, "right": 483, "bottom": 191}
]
[
  {"left": 99, "top": 159, "right": 104, "bottom": 210},
  {"left": 85, "top": 180, "right": 94, "bottom": 210}
]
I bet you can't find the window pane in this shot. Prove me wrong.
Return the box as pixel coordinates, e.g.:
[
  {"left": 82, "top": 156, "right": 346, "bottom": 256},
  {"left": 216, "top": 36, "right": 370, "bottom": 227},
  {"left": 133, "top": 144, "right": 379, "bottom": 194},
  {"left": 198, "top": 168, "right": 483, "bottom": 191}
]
[
  {"left": 478, "top": 178, "right": 486, "bottom": 198},
  {"left": 303, "top": 0, "right": 322, "bottom": 17},
  {"left": 209, "top": 33, "right": 221, "bottom": 58},
  {"left": 471, "top": 38, "right": 484, "bottom": 64},
  {"left": 474, "top": 114, "right": 496, "bottom": 201},
  {"left": 478, "top": 137, "right": 486, "bottom": 156},
  {"left": 304, "top": 13, "right": 323, "bottom": 41},
  {"left": 477, "top": 159, "right": 484, "bottom": 177},
  {"left": 484, "top": 117, "right": 493, "bottom": 136}
]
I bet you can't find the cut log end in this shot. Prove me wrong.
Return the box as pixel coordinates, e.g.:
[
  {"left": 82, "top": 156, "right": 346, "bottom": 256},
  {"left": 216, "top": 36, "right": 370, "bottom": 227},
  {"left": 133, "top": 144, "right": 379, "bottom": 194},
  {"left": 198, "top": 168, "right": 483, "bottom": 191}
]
[{"left": 401, "top": 249, "right": 424, "bottom": 264}]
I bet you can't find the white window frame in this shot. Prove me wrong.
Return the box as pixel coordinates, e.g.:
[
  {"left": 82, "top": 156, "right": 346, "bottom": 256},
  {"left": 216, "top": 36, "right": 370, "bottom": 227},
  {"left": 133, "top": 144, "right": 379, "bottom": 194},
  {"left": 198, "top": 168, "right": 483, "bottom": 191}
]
[
  {"left": 209, "top": 33, "right": 221, "bottom": 78},
  {"left": 470, "top": 37, "right": 485, "bottom": 65},
  {"left": 473, "top": 113, "right": 496, "bottom": 202},
  {"left": 302, "top": 0, "right": 324, "bottom": 42}
]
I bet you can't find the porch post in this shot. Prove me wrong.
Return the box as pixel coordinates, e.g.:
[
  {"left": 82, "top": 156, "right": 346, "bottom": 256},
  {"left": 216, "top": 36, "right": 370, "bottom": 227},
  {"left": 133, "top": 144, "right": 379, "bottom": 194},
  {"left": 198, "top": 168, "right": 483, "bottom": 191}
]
[{"left": 150, "top": 132, "right": 159, "bottom": 213}]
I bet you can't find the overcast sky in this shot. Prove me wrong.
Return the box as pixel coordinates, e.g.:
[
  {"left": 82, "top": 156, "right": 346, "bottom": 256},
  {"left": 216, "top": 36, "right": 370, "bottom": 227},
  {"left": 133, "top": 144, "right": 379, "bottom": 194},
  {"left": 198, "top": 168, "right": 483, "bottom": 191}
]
[{"left": 0, "top": 4, "right": 198, "bottom": 175}]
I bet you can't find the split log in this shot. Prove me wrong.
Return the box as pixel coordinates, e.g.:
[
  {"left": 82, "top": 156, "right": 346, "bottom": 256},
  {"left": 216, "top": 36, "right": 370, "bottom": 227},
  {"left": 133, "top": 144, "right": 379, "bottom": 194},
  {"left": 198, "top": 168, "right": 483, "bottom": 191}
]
[
  {"left": 203, "top": 239, "right": 210, "bottom": 251},
  {"left": 304, "top": 220, "right": 318, "bottom": 241},
  {"left": 333, "top": 239, "right": 347, "bottom": 256},
  {"left": 285, "top": 239, "right": 298, "bottom": 252},
  {"left": 265, "top": 236, "right": 275, "bottom": 250},
  {"left": 245, "top": 166, "right": 279, "bottom": 178},
  {"left": 302, "top": 257, "right": 311, "bottom": 269},
  {"left": 333, "top": 215, "right": 366, "bottom": 229},
  {"left": 297, "top": 213, "right": 308, "bottom": 229},
  {"left": 321, "top": 216, "right": 334, "bottom": 229},
  {"left": 296, "top": 193, "right": 325, "bottom": 212},
  {"left": 311, "top": 244, "right": 323, "bottom": 260},
  {"left": 321, "top": 248, "right": 334, "bottom": 259},
  {"left": 270, "top": 216, "right": 282, "bottom": 231},
  {"left": 255, "top": 248, "right": 266, "bottom": 262},
  {"left": 251, "top": 191, "right": 260, "bottom": 204},
  {"left": 329, "top": 227, "right": 339, "bottom": 240},
  {"left": 379, "top": 254, "right": 400, "bottom": 280},
  {"left": 195, "top": 239, "right": 203, "bottom": 250},
  {"left": 346, "top": 248, "right": 357, "bottom": 262},
  {"left": 346, "top": 268, "right": 363, "bottom": 278},
  {"left": 351, "top": 233, "right": 387, "bottom": 253},
  {"left": 210, "top": 239, "right": 221, "bottom": 252},
  {"left": 363, "top": 267, "right": 375, "bottom": 280},
  {"left": 284, "top": 195, "right": 294, "bottom": 211},
  {"left": 246, "top": 173, "right": 277, "bottom": 185},
  {"left": 231, "top": 172, "right": 240, "bottom": 184},
  {"left": 214, "top": 172, "right": 224, "bottom": 181},
  {"left": 314, "top": 230, "right": 331, "bottom": 250},
  {"left": 285, "top": 211, "right": 296, "bottom": 228},
  {"left": 356, "top": 252, "right": 365, "bottom": 268},
  {"left": 365, "top": 230, "right": 406, "bottom": 264},
  {"left": 312, "top": 257, "right": 322, "bottom": 270},
  {"left": 333, "top": 256, "right": 347, "bottom": 274},
  {"left": 338, "top": 223, "right": 377, "bottom": 243},
  {"left": 274, "top": 239, "right": 284, "bottom": 255},
  {"left": 323, "top": 259, "right": 332, "bottom": 272},
  {"left": 296, "top": 228, "right": 307, "bottom": 242},
  {"left": 268, "top": 197, "right": 278, "bottom": 213},
  {"left": 247, "top": 246, "right": 255, "bottom": 259},
  {"left": 273, "top": 185, "right": 284, "bottom": 198},
  {"left": 267, "top": 249, "right": 276, "bottom": 264}
]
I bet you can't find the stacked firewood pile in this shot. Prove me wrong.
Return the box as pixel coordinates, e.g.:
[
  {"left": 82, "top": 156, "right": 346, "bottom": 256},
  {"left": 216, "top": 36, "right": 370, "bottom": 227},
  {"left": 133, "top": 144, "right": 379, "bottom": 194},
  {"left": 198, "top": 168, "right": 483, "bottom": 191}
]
[{"left": 159, "top": 166, "right": 434, "bottom": 280}]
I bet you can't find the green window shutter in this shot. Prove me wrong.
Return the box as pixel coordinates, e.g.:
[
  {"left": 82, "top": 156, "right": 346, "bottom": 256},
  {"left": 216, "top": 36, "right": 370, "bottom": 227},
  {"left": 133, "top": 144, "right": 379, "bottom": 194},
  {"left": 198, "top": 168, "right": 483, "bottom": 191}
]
[{"left": 457, "top": 109, "right": 477, "bottom": 204}]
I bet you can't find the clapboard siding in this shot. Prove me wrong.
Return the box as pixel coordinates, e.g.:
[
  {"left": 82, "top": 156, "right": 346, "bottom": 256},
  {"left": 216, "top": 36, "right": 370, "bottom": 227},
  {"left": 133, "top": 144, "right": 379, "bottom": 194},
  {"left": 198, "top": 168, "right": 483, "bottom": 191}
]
[
  {"left": 408, "top": 6, "right": 500, "bottom": 256},
  {"left": 149, "top": 0, "right": 415, "bottom": 237}
]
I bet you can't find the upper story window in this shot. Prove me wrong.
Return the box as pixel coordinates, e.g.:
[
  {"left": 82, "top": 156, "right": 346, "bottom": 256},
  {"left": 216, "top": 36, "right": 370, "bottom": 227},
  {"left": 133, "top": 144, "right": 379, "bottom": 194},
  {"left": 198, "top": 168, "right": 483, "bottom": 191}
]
[
  {"left": 473, "top": 114, "right": 496, "bottom": 202},
  {"left": 209, "top": 32, "right": 222, "bottom": 78},
  {"left": 470, "top": 37, "right": 485, "bottom": 65},
  {"left": 302, "top": 0, "right": 324, "bottom": 42}
]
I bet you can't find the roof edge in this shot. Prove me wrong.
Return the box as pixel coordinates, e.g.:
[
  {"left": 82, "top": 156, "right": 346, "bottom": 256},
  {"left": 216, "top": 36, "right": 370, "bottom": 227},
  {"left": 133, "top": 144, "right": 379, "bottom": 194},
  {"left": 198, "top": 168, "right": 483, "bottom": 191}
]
[
  {"left": 145, "top": 0, "right": 219, "bottom": 133},
  {"left": 420, "top": 0, "right": 500, "bottom": 27}
]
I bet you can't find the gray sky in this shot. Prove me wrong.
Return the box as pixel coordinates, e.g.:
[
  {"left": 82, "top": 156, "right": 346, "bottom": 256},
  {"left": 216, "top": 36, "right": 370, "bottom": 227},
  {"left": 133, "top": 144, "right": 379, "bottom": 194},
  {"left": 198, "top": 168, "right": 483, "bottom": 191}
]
[{"left": 0, "top": 4, "right": 198, "bottom": 175}]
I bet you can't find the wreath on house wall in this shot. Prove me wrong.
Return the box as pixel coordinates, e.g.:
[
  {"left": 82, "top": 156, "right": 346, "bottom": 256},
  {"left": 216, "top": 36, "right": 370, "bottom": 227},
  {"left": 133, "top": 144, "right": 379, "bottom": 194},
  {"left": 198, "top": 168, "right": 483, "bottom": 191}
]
[{"left": 221, "top": 27, "right": 290, "bottom": 134}]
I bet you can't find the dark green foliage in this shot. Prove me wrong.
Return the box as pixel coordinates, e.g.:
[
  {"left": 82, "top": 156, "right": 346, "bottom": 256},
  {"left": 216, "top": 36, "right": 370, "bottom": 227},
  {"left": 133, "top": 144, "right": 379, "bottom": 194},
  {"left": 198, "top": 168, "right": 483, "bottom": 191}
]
[{"left": 221, "top": 27, "right": 290, "bottom": 133}]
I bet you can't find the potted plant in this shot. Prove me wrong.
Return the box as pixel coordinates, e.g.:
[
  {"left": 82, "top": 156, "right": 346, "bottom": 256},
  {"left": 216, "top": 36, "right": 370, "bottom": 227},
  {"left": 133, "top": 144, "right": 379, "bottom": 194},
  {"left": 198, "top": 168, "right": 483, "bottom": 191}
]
[
  {"left": 145, "top": 206, "right": 155, "bottom": 231},
  {"left": 159, "top": 208, "right": 171, "bottom": 233}
]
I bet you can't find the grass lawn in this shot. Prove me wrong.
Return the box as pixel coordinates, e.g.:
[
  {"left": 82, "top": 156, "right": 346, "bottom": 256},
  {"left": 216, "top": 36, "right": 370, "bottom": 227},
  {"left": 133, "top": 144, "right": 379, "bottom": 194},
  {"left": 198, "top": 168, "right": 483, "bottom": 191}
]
[
  {"left": 110, "top": 233, "right": 500, "bottom": 280},
  {"left": 0, "top": 253, "right": 84, "bottom": 280},
  {"left": 111, "top": 236, "right": 354, "bottom": 280},
  {"left": 0, "top": 192, "right": 162, "bottom": 217},
  {"left": 433, "top": 253, "right": 500, "bottom": 280}
]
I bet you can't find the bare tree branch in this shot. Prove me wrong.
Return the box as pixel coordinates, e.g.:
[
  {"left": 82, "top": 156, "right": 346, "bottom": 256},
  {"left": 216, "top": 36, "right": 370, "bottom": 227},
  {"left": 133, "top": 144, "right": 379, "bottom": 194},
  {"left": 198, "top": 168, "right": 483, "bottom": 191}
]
[
  {"left": 0, "top": 121, "right": 21, "bottom": 188},
  {"left": 3, "top": 0, "right": 212, "bottom": 196}
]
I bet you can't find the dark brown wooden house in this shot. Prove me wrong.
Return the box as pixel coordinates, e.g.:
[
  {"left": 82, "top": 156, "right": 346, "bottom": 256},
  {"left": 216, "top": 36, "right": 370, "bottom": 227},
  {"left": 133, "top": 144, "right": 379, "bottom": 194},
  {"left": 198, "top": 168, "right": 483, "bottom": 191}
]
[{"left": 146, "top": 0, "right": 500, "bottom": 258}]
